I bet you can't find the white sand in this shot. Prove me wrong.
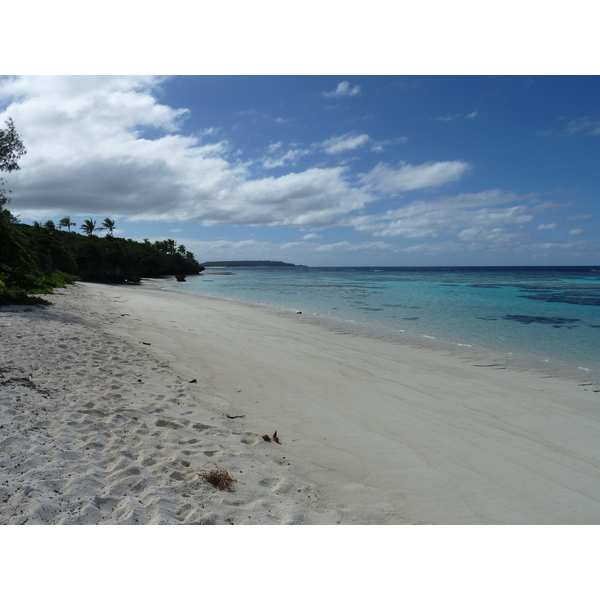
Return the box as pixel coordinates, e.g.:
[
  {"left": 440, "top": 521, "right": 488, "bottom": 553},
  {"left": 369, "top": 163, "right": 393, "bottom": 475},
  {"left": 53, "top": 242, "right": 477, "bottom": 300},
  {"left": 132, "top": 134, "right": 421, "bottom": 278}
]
[{"left": 2, "top": 280, "right": 600, "bottom": 524}]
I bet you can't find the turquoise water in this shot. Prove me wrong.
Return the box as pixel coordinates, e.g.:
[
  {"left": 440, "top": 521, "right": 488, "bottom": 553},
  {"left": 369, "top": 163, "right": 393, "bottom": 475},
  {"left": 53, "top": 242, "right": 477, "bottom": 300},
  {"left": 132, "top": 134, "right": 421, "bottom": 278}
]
[{"left": 158, "top": 266, "right": 600, "bottom": 381}]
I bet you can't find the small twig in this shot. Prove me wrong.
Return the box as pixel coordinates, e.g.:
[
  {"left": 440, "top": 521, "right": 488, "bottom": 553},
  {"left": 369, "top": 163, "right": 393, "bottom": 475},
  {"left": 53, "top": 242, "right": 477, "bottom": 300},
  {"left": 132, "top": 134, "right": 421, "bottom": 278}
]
[{"left": 226, "top": 414, "right": 245, "bottom": 419}]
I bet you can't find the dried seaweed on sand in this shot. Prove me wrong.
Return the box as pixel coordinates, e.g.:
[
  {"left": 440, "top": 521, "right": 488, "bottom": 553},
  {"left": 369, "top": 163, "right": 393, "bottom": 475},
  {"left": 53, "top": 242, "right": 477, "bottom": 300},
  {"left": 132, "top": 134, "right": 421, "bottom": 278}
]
[{"left": 198, "top": 465, "right": 237, "bottom": 491}]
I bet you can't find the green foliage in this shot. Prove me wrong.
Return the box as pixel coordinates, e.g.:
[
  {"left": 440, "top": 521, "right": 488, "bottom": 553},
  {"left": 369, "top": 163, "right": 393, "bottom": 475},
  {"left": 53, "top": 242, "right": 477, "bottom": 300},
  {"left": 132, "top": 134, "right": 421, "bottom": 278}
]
[
  {"left": 59, "top": 216, "right": 76, "bottom": 232},
  {"left": 0, "top": 118, "right": 26, "bottom": 208},
  {"left": 0, "top": 267, "right": 77, "bottom": 306},
  {"left": 0, "top": 288, "right": 51, "bottom": 306},
  {"left": 100, "top": 217, "right": 116, "bottom": 237},
  {"left": 0, "top": 118, "right": 26, "bottom": 173},
  {"left": 0, "top": 118, "right": 202, "bottom": 305},
  {"left": 3, "top": 222, "right": 202, "bottom": 287},
  {"left": 80, "top": 219, "right": 97, "bottom": 235}
]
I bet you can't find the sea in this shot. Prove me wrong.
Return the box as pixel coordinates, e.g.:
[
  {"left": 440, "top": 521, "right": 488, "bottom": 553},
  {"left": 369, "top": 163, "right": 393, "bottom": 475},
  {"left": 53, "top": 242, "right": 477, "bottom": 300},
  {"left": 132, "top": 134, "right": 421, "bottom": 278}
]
[{"left": 157, "top": 266, "right": 600, "bottom": 384}]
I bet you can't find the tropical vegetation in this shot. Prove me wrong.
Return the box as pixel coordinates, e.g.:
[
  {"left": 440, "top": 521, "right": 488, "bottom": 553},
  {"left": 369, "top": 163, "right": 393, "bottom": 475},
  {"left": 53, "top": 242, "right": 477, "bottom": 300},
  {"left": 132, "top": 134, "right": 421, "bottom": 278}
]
[{"left": 0, "top": 118, "right": 203, "bottom": 305}]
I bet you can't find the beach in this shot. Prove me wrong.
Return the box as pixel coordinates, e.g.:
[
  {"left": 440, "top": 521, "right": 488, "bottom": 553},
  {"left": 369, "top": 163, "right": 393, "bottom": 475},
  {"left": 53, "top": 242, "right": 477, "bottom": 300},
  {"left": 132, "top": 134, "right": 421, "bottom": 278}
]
[{"left": 2, "top": 280, "right": 600, "bottom": 524}]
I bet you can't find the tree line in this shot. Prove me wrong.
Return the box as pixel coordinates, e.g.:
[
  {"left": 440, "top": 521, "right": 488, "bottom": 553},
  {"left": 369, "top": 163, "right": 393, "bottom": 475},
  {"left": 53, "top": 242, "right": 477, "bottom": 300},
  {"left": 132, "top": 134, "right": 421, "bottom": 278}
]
[
  {"left": 0, "top": 119, "right": 202, "bottom": 305},
  {"left": 33, "top": 217, "right": 116, "bottom": 236}
]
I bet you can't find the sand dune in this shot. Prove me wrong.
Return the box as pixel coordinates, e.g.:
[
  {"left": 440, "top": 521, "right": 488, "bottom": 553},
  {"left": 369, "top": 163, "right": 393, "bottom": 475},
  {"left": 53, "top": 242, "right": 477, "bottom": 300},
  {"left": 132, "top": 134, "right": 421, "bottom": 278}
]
[{"left": 2, "top": 280, "right": 600, "bottom": 524}]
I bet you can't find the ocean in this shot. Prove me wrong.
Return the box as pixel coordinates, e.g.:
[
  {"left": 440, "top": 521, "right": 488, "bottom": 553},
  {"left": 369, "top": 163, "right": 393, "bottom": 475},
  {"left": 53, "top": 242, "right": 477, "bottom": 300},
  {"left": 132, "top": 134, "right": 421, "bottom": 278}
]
[{"left": 158, "top": 266, "right": 600, "bottom": 383}]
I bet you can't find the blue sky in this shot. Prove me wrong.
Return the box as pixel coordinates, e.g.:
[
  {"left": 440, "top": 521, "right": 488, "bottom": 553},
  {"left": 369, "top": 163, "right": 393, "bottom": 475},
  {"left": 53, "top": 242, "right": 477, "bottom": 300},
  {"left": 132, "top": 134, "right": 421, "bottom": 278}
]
[{"left": 1, "top": 75, "right": 599, "bottom": 266}]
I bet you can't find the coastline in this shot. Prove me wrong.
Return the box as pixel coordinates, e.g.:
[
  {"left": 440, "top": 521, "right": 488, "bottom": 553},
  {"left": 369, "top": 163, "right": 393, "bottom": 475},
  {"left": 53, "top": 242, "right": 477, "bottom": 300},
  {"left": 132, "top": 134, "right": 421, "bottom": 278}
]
[
  {"left": 159, "top": 268, "right": 600, "bottom": 383},
  {"left": 2, "top": 281, "right": 600, "bottom": 524}
]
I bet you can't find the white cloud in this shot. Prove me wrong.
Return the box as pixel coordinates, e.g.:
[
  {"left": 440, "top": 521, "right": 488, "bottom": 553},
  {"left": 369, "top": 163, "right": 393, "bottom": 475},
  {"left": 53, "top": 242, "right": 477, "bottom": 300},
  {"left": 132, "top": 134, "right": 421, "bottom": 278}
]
[
  {"left": 1, "top": 76, "right": 374, "bottom": 228},
  {"left": 322, "top": 81, "right": 361, "bottom": 98},
  {"left": 536, "top": 223, "right": 557, "bottom": 230},
  {"left": 530, "top": 200, "right": 577, "bottom": 212},
  {"left": 565, "top": 117, "right": 600, "bottom": 136},
  {"left": 530, "top": 240, "right": 600, "bottom": 257},
  {"left": 4, "top": 75, "right": 575, "bottom": 266},
  {"left": 321, "top": 133, "right": 371, "bottom": 154},
  {"left": 347, "top": 190, "right": 531, "bottom": 239},
  {"left": 142, "top": 237, "right": 307, "bottom": 262},
  {"left": 262, "top": 147, "right": 310, "bottom": 169},
  {"left": 199, "top": 167, "right": 372, "bottom": 227},
  {"left": 404, "top": 241, "right": 463, "bottom": 255},
  {"left": 435, "top": 111, "right": 477, "bottom": 122},
  {"left": 457, "top": 227, "right": 522, "bottom": 245},
  {"left": 315, "top": 241, "right": 397, "bottom": 252},
  {"left": 435, "top": 114, "right": 461, "bottom": 122},
  {"left": 359, "top": 160, "right": 472, "bottom": 195},
  {"left": 569, "top": 228, "right": 584, "bottom": 235}
]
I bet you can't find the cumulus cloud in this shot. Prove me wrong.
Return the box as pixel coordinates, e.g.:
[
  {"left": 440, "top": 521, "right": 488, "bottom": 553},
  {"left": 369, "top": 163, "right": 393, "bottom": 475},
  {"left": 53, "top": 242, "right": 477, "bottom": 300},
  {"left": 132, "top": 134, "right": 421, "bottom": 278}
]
[
  {"left": 0, "top": 76, "right": 372, "bottom": 227},
  {"left": 322, "top": 81, "right": 361, "bottom": 98},
  {"left": 199, "top": 167, "right": 372, "bottom": 227},
  {"left": 359, "top": 160, "right": 472, "bottom": 195},
  {"left": 536, "top": 223, "right": 557, "bottom": 230},
  {"left": 569, "top": 228, "right": 584, "bottom": 235},
  {"left": 2, "top": 75, "right": 569, "bottom": 264}
]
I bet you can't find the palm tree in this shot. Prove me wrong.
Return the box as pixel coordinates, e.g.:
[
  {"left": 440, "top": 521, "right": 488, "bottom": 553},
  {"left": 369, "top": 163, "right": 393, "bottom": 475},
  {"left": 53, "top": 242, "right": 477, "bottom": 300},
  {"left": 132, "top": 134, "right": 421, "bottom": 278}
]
[
  {"left": 44, "top": 220, "right": 56, "bottom": 231},
  {"left": 80, "top": 219, "right": 97, "bottom": 236},
  {"left": 60, "top": 216, "right": 76, "bottom": 232},
  {"left": 100, "top": 217, "right": 116, "bottom": 237}
]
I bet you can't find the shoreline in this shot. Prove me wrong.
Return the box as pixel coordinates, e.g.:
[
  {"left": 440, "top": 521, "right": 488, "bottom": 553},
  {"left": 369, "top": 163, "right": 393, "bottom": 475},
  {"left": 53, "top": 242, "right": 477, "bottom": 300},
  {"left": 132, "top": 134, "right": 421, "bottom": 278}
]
[
  {"left": 2, "top": 281, "right": 600, "bottom": 524},
  {"left": 157, "top": 274, "right": 600, "bottom": 386}
]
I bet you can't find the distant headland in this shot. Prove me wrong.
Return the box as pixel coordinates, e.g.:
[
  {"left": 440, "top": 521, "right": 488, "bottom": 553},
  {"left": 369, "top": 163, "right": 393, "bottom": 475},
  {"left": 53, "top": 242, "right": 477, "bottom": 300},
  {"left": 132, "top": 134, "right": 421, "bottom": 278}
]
[{"left": 200, "top": 261, "right": 305, "bottom": 268}]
